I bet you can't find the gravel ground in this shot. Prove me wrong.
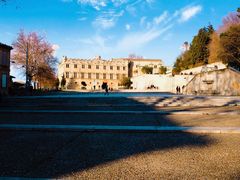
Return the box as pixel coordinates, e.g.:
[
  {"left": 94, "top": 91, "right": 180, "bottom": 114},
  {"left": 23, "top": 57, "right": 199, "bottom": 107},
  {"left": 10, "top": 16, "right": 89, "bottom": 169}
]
[{"left": 0, "top": 131, "right": 240, "bottom": 179}]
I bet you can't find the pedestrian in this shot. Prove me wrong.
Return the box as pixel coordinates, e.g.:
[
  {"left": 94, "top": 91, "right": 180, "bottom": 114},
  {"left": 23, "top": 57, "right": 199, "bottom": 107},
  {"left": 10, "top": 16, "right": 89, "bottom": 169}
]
[
  {"left": 176, "top": 86, "right": 179, "bottom": 94},
  {"left": 105, "top": 84, "right": 109, "bottom": 95},
  {"left": 182, "top": 85, "right": 185, "bottom": 93}
]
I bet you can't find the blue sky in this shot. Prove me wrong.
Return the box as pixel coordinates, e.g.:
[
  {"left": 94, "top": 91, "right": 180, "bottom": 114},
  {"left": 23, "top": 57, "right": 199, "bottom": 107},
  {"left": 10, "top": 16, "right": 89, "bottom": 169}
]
[{"left": 0, "top": 0, "right": 239, "bottom": 79}]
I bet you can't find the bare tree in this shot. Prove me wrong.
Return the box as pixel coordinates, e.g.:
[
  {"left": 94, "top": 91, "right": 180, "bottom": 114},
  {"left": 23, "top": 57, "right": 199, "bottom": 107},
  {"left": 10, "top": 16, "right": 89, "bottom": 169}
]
[
  {"left": 12, "top": 30, "right": 57, "bottom": 88},
  {"left": 218, "top": 12, "right": 240, "bottom": 33}
]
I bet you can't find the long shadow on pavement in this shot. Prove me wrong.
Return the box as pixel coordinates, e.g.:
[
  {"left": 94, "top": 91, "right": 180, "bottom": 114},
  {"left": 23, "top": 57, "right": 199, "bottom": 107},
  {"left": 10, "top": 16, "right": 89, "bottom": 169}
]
[{"left": 0, "top": 94, "right": 214, "bottom": 178}]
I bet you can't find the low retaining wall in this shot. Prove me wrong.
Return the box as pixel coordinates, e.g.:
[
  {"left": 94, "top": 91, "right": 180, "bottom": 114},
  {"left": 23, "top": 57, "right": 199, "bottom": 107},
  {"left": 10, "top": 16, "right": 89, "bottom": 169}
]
[{"left": 184, "top": 68, "right": 240, "bottom": 96}]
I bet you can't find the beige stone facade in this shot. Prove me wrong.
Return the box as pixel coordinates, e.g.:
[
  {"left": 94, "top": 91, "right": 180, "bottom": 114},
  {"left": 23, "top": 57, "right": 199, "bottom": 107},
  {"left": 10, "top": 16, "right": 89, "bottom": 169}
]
[
  {"left": 113, "top": 58, "right": 163, "bottom": 77},
  {"left": 58, "top": 56, "right": 164, "bottom": 90},
  {"left": 58, "top": 56, "right": 129, "bottom": 90},
  {"left": 184, "top": 68, "right": 240, "bottom": 96}
]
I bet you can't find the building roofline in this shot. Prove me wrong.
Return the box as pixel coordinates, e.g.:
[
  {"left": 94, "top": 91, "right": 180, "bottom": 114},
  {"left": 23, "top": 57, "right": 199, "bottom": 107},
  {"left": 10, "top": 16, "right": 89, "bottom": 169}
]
[
  {"left": 0, "top": 42, "right": 13, "bottom": 50},
  {"left": 113, "top": 58, "right": 162, "bottom": 62}
]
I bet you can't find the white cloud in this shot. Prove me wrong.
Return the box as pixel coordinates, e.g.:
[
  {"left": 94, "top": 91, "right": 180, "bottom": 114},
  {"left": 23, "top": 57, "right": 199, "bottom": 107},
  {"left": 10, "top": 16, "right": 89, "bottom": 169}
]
[
  {"left": 154, "top": 11, "right": 168, "bottom": 25},
  {"left": 111, "top": 0, "right": 128, "bottom": 6},
  {"left": 116, "top": 24, "right": 173, "bottom": 51},
  {"left": 179, "top": 5, "right": 202, "bottom": 22},
  {"left": 125, "top": 24, "right": 131, "bottom": 30},
  {"left": 52, "top": 44, "right": 60, "bottom": 56},
  {"left": 140, "top": 16, "right": 146, "bottom": 26},
  {"left": 92, "top": 10, "right": 124, "bottom": 29},
  {"left": 93, "top": 17, "right": 115, "bottom": 29},
  {"left": 76, "top": 0, "right": 128, "bottom": 10},
  {"left": 67, "top": 3, "right": 202, "bottom": 58},
  {"left": 77, "top": 0, "right": 107, "bottom": 10}
]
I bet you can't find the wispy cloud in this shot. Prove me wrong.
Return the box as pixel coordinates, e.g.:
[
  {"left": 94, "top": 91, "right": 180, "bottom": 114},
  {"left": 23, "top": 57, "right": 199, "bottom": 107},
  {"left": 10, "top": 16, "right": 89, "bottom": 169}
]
[
  {"left": 69, "top": 3, "right": 203, "bottom": 56},
  {"left": 77, "top": 0, "right": 107, "bottom": 11},
  {"left": 125, "top": 24, "right": 131, "bottom": 30},
  {"left": 140, "top": 16, "right": 147, "bottom": 26},
  {"left": 178, "top": 5, "right": 202, "bottom": 22},
  {"left": 92, "top": 10, "right": 124, "bottom": 29},
  {"left": 154, "top": 11, "right": 168, "bottom": 25},
  {"left": 116, "top": 24, "right": 173, "bottom": 52}
]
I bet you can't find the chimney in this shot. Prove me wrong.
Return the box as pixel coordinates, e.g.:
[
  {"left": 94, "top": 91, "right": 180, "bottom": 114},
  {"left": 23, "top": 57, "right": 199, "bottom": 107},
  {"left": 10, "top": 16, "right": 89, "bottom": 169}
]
[{"left": 96, "top": 55, "right": 101, "bottom": 60}]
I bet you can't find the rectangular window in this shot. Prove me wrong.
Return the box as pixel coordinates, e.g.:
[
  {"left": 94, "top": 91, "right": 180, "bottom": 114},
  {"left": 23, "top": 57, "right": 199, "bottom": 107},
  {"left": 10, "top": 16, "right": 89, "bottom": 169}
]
[
  {"left": 1, "top": 73, "right": 7, "bottom": 88},
  {"left": 96, "top": 73, "right": 99, "bottom": 79},
  {"left": 74, "top": 64, "right": 77, "bottom": 68},
  {"left": 66, "top": 72, "right": 69, "bottom": 78},
  {"left": 74, "top": 72, "right": 77, "bottom": 78},
  {"left": 82, "top": 64, "right": 85, "bottom": 69},
  {"left": 88, "top": 73, "right": 91, "bottom": 79},
  {"left": 154, "top": 65, "right": 157, "bottom": 68},
  {"left": 66, "top": 64, "right": 69, "bottom": 68},
  {"left": 103, "top": 73, "right": 106, "bottom": 79},
  {"left": 117, "top": 66, "right": 120, "bottom": 70},
  {"left": 122, "top": 74, "right": 126, "bottom": 78},
  {"left": 88, "top": 65, "right": 91, "bottom": 69},
  {"left": 116, "top": 74, "right": 120, "bottom": 80},
  {"left": 110, "top": 73, "right": 113, "bottom": 80},
  {"left": 0, "top": 49, "right": 2, "bottom": 65},
  {"left": 96, "top": 65, "right": 99, "bottom": 69},
  {"left": 2, "top": 51, "right": 8, "bottom": 65},
  {"left": 123, "top": 66, "right": 126, "bottom": 70},
  {"left": 103, "top": 66, "right": 106, "bottom": 70},
  {"left": 81, "top": 73, "right": 84, "bottom": 79},
  {"left": 110, "top": 66, "right": 113, "bottom": 70}
]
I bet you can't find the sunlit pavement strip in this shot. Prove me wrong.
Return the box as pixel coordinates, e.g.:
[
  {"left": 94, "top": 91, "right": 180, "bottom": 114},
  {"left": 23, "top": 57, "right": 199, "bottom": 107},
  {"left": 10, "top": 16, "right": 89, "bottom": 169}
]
[
  {"left": 0, "top": 124, "right": 240, "bottom": 133},
  {"left": 0, "top": 110, "right": 239, "bottom": 115}
]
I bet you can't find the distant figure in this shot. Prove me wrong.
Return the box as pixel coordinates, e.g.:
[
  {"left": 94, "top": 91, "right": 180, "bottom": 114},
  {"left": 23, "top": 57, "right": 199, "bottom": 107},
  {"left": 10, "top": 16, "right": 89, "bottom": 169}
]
[
  {"left": 178, "top": 86, "right": 181, "bottom": 94},
  {"left": 105, "top": 84, "right": 109, "bottom": 95},
  {"left": 182, "top": 85, "right": 185, "bottom": 93},
  {"left": 176, "top": 86, "right": 179, "bottom": 94}
]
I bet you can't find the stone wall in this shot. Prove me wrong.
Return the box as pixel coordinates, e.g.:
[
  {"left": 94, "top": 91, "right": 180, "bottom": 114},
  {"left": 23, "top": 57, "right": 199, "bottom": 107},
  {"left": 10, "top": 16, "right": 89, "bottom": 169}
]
[
  {"left": 180, "top": 62, "right": 226, "bottom": 75},
  {"left": 184, "top": 68, "right": 240, "bottom": 96},
  {"left": 131, "top": 74, "right": 194, "bottom": 93}
]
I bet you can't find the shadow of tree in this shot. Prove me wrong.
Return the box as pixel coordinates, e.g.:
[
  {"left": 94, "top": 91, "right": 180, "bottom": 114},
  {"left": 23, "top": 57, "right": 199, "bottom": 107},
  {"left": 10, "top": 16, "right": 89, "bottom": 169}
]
[{"left": 0, "top": 94, "right": 216, "bottom": 178}]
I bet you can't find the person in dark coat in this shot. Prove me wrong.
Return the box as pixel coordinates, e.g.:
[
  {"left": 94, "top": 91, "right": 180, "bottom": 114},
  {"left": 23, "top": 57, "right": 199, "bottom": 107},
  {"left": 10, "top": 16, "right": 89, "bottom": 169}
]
[{"left": 105, "top": 84, "right": 109, "bottom": 95}]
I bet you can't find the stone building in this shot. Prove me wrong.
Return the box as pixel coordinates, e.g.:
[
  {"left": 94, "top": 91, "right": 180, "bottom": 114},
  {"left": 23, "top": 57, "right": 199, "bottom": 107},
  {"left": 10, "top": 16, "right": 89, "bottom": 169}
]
[
  {"left": 0, "top": 43, "right": 13, "bottom": 95},
  {"left": 113, "top": 58, "right": 163, "bottom": 77},
  {"left": 58, "top": 56, "right": 164, "bottom": 90},
  {"left": 58, "top": 56, "right": 129, "bottom": 90}
]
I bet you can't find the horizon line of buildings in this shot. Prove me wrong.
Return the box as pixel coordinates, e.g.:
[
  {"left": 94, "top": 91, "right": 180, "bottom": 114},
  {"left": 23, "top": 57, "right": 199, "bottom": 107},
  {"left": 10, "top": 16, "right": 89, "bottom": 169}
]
[{"left": 58, "top": 55, "right": 168, "bottom": 90}]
